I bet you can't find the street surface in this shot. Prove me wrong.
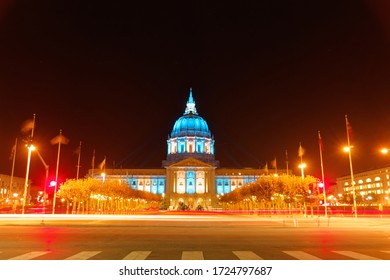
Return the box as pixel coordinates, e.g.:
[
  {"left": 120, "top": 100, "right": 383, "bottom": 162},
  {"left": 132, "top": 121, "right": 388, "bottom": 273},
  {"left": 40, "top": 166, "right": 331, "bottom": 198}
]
[{"left": 1, "top": 214, "right": 390, "bottom": 260}]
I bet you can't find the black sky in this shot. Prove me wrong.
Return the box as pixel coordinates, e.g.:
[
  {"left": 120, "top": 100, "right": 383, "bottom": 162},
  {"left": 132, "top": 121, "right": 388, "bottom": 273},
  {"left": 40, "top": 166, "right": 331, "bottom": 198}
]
[{"left": 1, "top": 0, "right": 390, "bottom": 187}]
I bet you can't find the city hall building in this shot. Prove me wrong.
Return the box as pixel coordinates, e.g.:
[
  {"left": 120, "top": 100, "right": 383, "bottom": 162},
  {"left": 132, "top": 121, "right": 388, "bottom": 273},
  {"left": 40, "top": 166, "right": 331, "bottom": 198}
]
[{"left": 93, "top": 89, "right": 266, "bottom": 209}]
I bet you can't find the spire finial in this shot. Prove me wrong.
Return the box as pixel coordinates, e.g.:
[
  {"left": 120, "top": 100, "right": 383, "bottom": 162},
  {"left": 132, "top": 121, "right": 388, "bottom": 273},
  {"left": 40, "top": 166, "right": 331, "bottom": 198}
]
[
  {"left": 184, "top": 88, "right": 197, "bottom": 115},
  {"left": 189, "top": 87, "right": 193, "bottom": 103}
]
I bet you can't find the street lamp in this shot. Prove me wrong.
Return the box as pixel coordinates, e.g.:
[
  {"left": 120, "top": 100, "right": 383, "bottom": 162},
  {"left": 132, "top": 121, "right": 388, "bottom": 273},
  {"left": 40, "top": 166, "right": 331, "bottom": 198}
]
[
  {"left": 34, "top": 147, "right": 49, "bottom": 213},
  {"left": 380, "top": 148, "right": 389, "bottom": 154},
  {"left": 343, "top": 145, "right": 357, "bottom": 218},
  {"left": 22, "top": 144, "right": 36, "bottom": 214},
  {"left": 298, "top": 163, "right": 306, "bottom": 179}
]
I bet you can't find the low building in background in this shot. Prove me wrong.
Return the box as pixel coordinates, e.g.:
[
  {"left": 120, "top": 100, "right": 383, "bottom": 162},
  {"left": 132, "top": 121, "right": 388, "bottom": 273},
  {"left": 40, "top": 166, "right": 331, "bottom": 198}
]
[
  {"left": 0, "top": 174, "right": 31, "bottom": 206},
  {"left": 337, "top": 167, "right": 390, "bottom": 206}
]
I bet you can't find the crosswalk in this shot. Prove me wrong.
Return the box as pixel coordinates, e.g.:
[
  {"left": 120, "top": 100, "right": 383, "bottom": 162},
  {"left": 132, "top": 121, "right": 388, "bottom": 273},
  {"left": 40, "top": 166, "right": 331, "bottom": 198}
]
[{"left": 1, "top": 250, "right": 389, "bottom": 260}]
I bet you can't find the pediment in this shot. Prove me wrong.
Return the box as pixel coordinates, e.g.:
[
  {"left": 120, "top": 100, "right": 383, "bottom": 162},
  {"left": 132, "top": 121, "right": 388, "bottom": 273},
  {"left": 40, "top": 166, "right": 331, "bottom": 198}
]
[{"left": 168, "top": 157, "right": 214, "bottom": 168}]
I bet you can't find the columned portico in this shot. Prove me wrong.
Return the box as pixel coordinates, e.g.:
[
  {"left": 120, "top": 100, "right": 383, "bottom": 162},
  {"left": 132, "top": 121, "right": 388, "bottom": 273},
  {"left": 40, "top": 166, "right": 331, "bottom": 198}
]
[{"left": 164, "top": 158, "right": 217, "bottom": 209}]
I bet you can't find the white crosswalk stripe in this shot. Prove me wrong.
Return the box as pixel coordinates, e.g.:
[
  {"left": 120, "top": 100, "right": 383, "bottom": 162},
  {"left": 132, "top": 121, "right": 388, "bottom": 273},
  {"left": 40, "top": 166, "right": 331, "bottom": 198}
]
[
  {"left": 9, "top": 251, "right": 49, "bottom": 260},
  {"left": 333, "top": 251, "right": 381, "bottom": 260},
  {"left": 182, "top": 251, "right": 204, "bottom": 260},
  {"left": 122, "top": 251, "right": 151, "bottom": 260},
  {"left": 233, "top": 251, "right": 263, "bottom": 260},
  {"left": 283, "top": 251, "right": 322, "bottom": 260},
  {"left": 65, "top": 251, "right": 102, "bottom": 260},
  {"left": 3, "top": 249, "right": 386, "bottom": 260}
]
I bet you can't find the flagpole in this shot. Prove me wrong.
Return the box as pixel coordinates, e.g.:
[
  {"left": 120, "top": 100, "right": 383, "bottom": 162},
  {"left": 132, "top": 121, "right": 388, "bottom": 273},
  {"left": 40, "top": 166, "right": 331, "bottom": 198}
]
[
  {"left": 298, "top": 142, "right": 307, "bottom": 217},
  {"left": 52, "top": 129, "right": 62, "bottom": 214},
  {"left": 318, "top": 131, "right": 328, "bottom": 217},
  {"left": 274, "top": 157, "right": 277, "bottom": 174},
  {"left": 9, "top": 138, "right": 17, "bottom": 200},
  {"left": 101, "top": 156, "right": 106, "bottom": 182},
  {"left": 76, "top": 141, "right": 82, "bottom": 180},
  {"left": 22, "top": 114, "right": 36, "bottom": 215},
  {"left": 299, "top": 142, "right": 303, "bottom": 166},
  {"left": 285, "top": 150, "right": 289, "bottom": 176},
  {"left": 91, "top": 149, "right": 95, "bottom": 177},
  {"left": 345, "top": 115, "right": 357, "bottom": 218}
]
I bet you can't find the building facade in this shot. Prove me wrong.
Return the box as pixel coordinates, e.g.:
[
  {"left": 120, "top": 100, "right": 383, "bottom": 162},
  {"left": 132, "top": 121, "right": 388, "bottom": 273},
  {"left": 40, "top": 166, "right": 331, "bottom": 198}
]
[
  {"left": 94, "top": 89, "right": 267, "bottom": 209},
  {"left": 336, "top": 167, "right": 390, "bottom": 206},
  {"left": 0, "top": 174, "right": 30, "bottom": 205}
]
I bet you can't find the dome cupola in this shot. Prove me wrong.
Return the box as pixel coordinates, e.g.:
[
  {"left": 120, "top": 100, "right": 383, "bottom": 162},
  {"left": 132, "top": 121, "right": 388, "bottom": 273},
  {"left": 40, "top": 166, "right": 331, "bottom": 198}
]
[
  {"left": 165, "top": 88, "right": 216, "bottom": 165},
  {"left": 171, "top": 88, "right": 211, "bottom": 138}
]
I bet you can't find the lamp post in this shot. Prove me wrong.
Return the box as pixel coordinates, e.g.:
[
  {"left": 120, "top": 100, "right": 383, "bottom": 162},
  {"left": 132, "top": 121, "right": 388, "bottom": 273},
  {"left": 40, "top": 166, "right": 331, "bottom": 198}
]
[
  {"left": 298, "top": 163, "right": 307, "bottom": 217},
  {"left": 298, "top": 163, "right": 306, "bottom": 179},
  {"left": 22, "top": 144, "right": 35, "bottom": 214},
  {"left": 344, "top": 146, "right": 357, "bottom": 218},
  {"left": 344, "top": 115, "right": 357, "bottom": 218},
  {"left": 21, "top": 114, "right": 36, "bottom": 215},
  {"left": 35, "top": 148, "right": 49, "bottom": 214}
]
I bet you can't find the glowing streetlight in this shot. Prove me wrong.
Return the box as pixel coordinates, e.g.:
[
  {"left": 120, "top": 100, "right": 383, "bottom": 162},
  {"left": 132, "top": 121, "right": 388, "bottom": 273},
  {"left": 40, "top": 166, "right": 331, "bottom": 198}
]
[
  {"left": 101, "top": 172, "right": 106, "bottom": 182},
  {"left": 22, "top": 144, "right": 36, "bottom": 214},
  {"left": 298, "top": 163, "right": 306, "bottom": 179},
  {"left": 343, "top": 144, "right": 357, "bottom": 218},
  {"left": 381, "top": 148, "right": 389, "bottom": 155},
  {"left": 21, "top": 114, "right": 36, "bottom": 214}
]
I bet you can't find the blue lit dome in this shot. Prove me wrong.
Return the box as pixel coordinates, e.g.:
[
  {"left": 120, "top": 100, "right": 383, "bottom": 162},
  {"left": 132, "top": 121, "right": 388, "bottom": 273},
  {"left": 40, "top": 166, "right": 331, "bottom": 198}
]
[{"left": 170, "top": 89, "right": 211, "bottom": 138}]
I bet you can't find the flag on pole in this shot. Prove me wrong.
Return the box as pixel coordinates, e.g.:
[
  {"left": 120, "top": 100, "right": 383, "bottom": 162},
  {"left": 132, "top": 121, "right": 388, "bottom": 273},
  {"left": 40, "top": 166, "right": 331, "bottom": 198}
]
[
  {"left": 20, "top": 118, "right": 35, "bottom": 134},
  {"left": 285, "top": 149, "right": 289, "bottom": 175},
  {"left": 298, "top": 142, "right": 305, "bottom": 157},
  {"left": 74, "top": 142, "right": 82, "bottom": 155},
  {"left": 99, "top": 157, "right": 106, "bottom": 170},
  {"left": 345, "top": 115, "right": 353, "bottom": 140},
  {"left": 91, "top": 149, "right": 96, "bottom": 169},
  {"left": 270, "top": 157, "right": 277, "bottom": 169},
  {"left": 50, "top": 132, "right": 70, "bottom": 145},
  {"left": 318, "top": 131, "right": 324, "bottom": 151},
  {"left": 9, "top": 141, "right": 17, "bottom": 160}
]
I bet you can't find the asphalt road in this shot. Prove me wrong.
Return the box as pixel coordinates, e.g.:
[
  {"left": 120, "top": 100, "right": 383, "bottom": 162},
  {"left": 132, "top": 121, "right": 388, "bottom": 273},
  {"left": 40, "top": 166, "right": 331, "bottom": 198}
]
[{"left": 0, "top": 214, "right": 390, "bottom": 260}]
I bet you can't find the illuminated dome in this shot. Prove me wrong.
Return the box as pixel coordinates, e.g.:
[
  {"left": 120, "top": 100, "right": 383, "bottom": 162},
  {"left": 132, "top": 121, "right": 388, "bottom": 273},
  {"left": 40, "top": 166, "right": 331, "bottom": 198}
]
[
  {"left": 165, "top": 88, "right": 216, "bottom": 165},
  {"left": 171, "top": 89, "right": 211, "bottom": 138}
]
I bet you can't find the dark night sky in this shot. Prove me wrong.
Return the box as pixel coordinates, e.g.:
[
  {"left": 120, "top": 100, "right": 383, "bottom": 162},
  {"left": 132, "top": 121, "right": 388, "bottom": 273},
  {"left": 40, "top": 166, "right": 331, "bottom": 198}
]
[{"left": 1, "top": 0, "right": 390, "bottom": 188}]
